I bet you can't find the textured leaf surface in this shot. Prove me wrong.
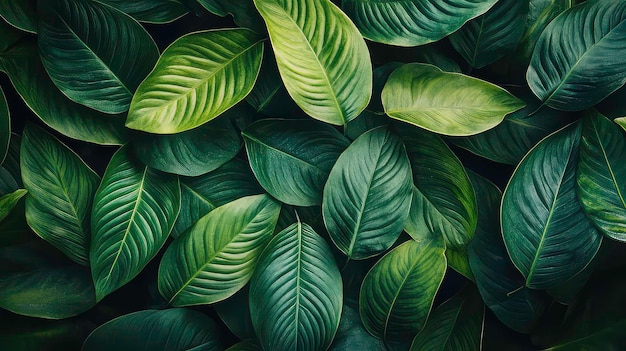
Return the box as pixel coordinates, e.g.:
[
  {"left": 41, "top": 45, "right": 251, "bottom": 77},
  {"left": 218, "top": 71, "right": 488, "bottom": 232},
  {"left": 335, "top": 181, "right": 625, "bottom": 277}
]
[
  {"left": 0, "top": 189, "right": 26, "bottom": 223},
  {"left": 243, "top": 119, "right": 350, "bottom": 206},
  {"left": 527, "top": 0, "right": 626, "bottom": 111},
  {"left": 341, "top": 0, "right": 498, "bottom": 46},
  {"left": 90, "top": 146, "right": 180, "bottom": 301},
  {"left": 502, "top": 123, "right": 602, "bottom": 289},
  {"left": 383, "top": 63, "right": 525, "bottom": 136},
  {"left": 82, "top": 309, "right": 224, "bottom": 351},
  {"left": 95, "top": 0, "right": 188, "bottom": 23},
  {"left": 38, "top": 0, "right": 159, "bottom": 114},
  {"left": 577, "top": 110, "right": 626, "bottom": 242},
  {"left": 254, "top": 0, "right": 372, "bottom": 125},
  {"left": 0, "top": 0, "right": 37, "bottom": 32},
  {"left": 159, "top": 195, "right": 280, "bottom": 306},
  {"left": 323, "top": 127, "right": 413, "bottom": 259},
  {"left": 359, "top": 237, "right": 446, "bottom": 341},
  {"left": 126, "top": 29, "right": 263, "bottom": 134},
  {"left": 250, "top": 222, "right": 342, "bottom": 351},
  {"left": 21, "top": 124, "right": 99, "bottom": 265}
]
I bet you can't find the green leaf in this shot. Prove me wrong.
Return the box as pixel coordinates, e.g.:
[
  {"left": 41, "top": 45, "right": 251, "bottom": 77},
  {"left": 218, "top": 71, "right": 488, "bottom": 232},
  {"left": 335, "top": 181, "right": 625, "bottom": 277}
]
[
  {"left": 38, "top": 0, "right": 160, "bottom": 114},
  {"left": 383, "top": 63, "right": 525, "bottom": 136},
  {"left": 323, "top": 126, "right": 413, "bottom": 259},
  {"left": 250, "top": 222, "right": 343, "bottom": 351},
  {"left": 196, "top": 0, "right": 266, "bottom": 33},
  {"left": 341, "top": 0, "right": 498, "bottom": 46},
  {"left": 243, "top": 119, "right": 350, "bottom": 206},
  {"left": 95, "top": 0, "right": 188, "bottom": 23},
  {"left": 81, "top": 309, "right": 224, "bottom": 350},
  {"left": 159, "top": 194, "right": 280, "bottom": 306},
  {"left": 410, "top": 286, "right": 484, "bottom": 351},
  {"left": 0, "top": 0, "right": 37, "bottom": 33},
  {"left": 173, "top": 159, "right": 263, "bottom": 238},
  {"left": 2, "top": 133, "right": 21, "bottom": 186},
  {"left": 254, "top": 0, "right": 372, "bottom": 125},
  {"left": 330, "top": 303, "right": 386, "bottom": 351},
  {"left": 214, "top": 285, "right": 256, "bottom": 341},
  {"left": 21, "top": 124, "right": 99, "bottom": 265},
  {"left": 0, "top": 86, "right": 9, "bottom": 164},
  {"left": 359, "top": 236, "right": 447, "bottom": 341},
  {"left": 577, "top": 110, "right": 626, "bottom": 242},
  {"left": 446, "top": 248, "right": 474, "bottom": 281},
  {"left": 450, "top": 0, "right": 529, "bottom": 69},
  {"left": 126, "top": 28, "right": 264, "bottom": 134},
  {"left": 131, "top": 112, "right": 242, "bottom": 177},
  {"left": 0, "top": 188, "right": 26, "bottom": 223},
  {"left": 527, "top": 0, "right": 626, "bottom": 111},
  {"left": 502, "top": 122, "right": 602, "bottom": 289},
  {"left": 0, "top": 19, "right": 24, "bottom": 53},
  {"left": 0, "top": 41, "right": 128, "bottom": 145},
  {"left": 0, "top": 164, "right": 17, "bottom": 194},
  {"left": 90, "top": 146, "right": 180, "bottom": 301},
  {"left": 225, "top": 341, "right": 263, "bottom": 351},
  {"left": 467, "top": 170, "right": 548, "bottom": 333}
]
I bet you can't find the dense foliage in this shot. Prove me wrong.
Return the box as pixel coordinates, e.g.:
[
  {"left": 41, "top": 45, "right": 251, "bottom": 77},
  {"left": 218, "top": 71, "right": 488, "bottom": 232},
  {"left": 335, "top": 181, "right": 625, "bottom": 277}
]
[{"left": 1, "top": 0, "right": 626, "bottom": 350}]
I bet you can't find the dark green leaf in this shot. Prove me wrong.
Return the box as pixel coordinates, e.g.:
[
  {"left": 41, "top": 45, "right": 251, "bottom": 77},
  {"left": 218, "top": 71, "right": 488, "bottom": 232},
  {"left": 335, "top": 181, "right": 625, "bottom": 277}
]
[
  {"left": 225, "top": 341, "right": 263, "bottom": 351},
  {"left": 0, "top": 0, "right": 37, "bottom": 33},
  {"left": 0, "top": 86, "right": 9, "bottom": 164},
  {"left": 214, "top": 285, "right": 256, "bottom": 341},
  {"left": 0, "top": 188, "right": 26, "bottom": 222},
  {"left": 330, "top": 303, "right": 386, "bottom": 351},
  {"left": 2, "top": 133, "right": 21, "bottom": 186},
  {"left": 196, "top": 0, "right": 265, "bottom": 33},
  {"left": 95, "top": 0, "right": 188, "bottom": 23}
]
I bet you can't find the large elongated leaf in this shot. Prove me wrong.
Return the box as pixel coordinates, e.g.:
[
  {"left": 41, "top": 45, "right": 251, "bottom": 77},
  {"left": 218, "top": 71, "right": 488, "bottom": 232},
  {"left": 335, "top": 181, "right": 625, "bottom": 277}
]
[
  {"left": 0, "top": 188, "right": 26, "bottom": 223},
  {"left": 82, "top": 309, "right": 224, "bottom": 351},
  {"left": 21, "top": 124, "right": 100, "bottom": 266},
  {"left": 383, "top": 63, "right": 525, "bottom": 136},
  {"left": 90, "top": 146, "right": 180, "bottom": 301},
  {"left": 0, "top": 0, "right": 37, "bottom": 33},
  {"left": 341, "top": 0, "right": 498, "bottom": 47},
  {"left": 254, "top": 0, "right": 372, "bottom": 125},
  {"left": 243, "top": 119, "right": 350, "bottom": 206},
  {"left": 577, "top": 110, "right": 626, "bottom": 242},
  {"left": 159, "top": 195, "right": 281, "bottom": 306},
  {"left": 126, "top": 29, "right": 264, "bottom": 134},
  {"left": 450, "top": 0, "right": 528, "bottom": 69},
  {"left": 527, "top": 0, "right": 626, "bottom": 111},
  {"left": 0, "top": 86, "right": 8, "bottom": 164},
  {"left": 323, "top": 127, "right": 413, "bottom": 259},
  {"left": 359, "top": 236, "right": 447, "bottom": 341},
  {"left": 250, "top": 222, "right": 343, "bottom": 351},
  {"left": 95, "top": 0, "right": 188, "bottom": 23},
  {"left": 502, "top": 123, "right": 602, "bottom": 289},
  {"left": 38, "top": 0, "right": 160, "bottom": 114},
  {"left": 0, "top": 42, "right": 127, "bottom": 145}
]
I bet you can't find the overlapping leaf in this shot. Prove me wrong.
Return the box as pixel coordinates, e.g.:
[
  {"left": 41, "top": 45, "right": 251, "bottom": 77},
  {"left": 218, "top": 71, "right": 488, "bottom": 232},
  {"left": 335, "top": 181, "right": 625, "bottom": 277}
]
[
  {"left": 0, "top": 86, "right": 8, "bottom": 164},
  {"left": 95, "top": 0, "right": 188, "bottom": 23},
  {"left": 0, "top": 0, "right": 37, "bottom": 33},
  {"left": 126, "top": 28, "right": 264, "bottom": 134},
  {"left": 0, "top": 188, "right": 26, "bottom": 223}
]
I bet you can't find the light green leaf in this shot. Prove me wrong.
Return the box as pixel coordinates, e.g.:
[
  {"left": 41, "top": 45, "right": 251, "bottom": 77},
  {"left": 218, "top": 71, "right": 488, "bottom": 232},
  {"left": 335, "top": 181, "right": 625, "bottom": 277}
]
[
  {"left": 0, "top": 188, "right": 26, "bottom": 223},
  {"left": 502, "top": 122, "right": 602, "bottom": 289},
  {"left": 95, "top": 0, "right": 188, "bottom": 23},
  {"left": 82, "top": 309, "right": 224, "bottom": 351},
  {"left": 450, "top": 0, "right": 529, "bottom": 69},
  {"left": 0, "top": 0, "right": 37, "bottom": 33},
  {"left": 341, "top": 0, "right": 498, "bottom": 46},
  {"left": 577, "top": 110, "right": 626, "bottom": 242},
  {"left": 527, "top": 0, "right": 626, "bottom": 111},
  {"left": 126, "top": 28, "right": 263, "bottom": 134},
  {"left": 38, "top": 0, "right": 160, "bottom": 114},
  {"left": 254, "top": 0, "right": 372, "bottom": 125},
  {"left": 359, "top": 237, "right": 447, "bottom": 341},
  {"left": 159, "top": 194, "right": 280, "bottom": 306},
  {"left": 383, "top": 63, "right": 525, "bottom": 136},
  {"left": 446, "top": 248, "right": 474, "bottom": 281},
  {"left": 0, "top": 41, "right": 127, "bottom": 145},
  {"left": 243, "top": 119, "right": 350, "bottom": 206},
  {"left": 90, "top": 146, "right": 180, "bottom": 301},
  {"left": 21, "top": 124, "right": 99, "bottom": 266},
  {"left": 410, "top": 286, "right": 484, "bottom": 351},
  {"left": 323, "top": 126, "right": 413, "bottom": 259},
  {"left": 0, "top": 86, "right": 9, "bottom": 164},
  {"left": 250, "top": 222, "right": 343, "bottom": 351}
]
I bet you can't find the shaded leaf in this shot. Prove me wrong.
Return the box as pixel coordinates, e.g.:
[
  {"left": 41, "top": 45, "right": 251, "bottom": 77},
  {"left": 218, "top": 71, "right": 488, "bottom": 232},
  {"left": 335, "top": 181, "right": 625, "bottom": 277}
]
[
  {"left": 95, "top": 0, "right": 188, "bottom": 23},
  {"left": 196, "top": 0, "right": 265, "bottom": 33},
  {"left": 0, "top": 86, "right": 8, "bottom": 164},
  {"left": 0, "top": 188, "right": 26, "bottom": 223},
  {"left": 0, "top": 0, "right": 37, "bottom": 33},
  {"left": 330, "top": 303, "right": 386, "bottom": 351},
  {"left": 214, "top": 285, "right": 256, "bottom": 341}
]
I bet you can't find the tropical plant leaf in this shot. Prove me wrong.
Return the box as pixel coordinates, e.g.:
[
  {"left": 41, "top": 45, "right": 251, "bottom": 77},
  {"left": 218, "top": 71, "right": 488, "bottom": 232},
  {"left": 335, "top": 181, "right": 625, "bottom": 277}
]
[
  {"left": 383, "top": 63, "right": 525, "bottom": 136},
  {"left": 330, "top": 303, "right": 386, "bottom": 351},
  {"left": 410, "top": 286, "right": 484, "bottom": 351},
  {"left": 21, "top": 124, "right": 99, "bottom": 265},
  {"left": 0, "top": 19, "right": 24, "bottom": 53},
  {"left": 254, "top": 0, "right": 372, "bottom": 125},
  {"left": 446, "top": 248, "right": 474, "bottom": 281},
  {"left": 2, "top": 133, "right": 21, "bottom": 186},
  {"left": 81, "top": 309, "right": 224, "bottom": 350},
  {"left": 502, "top": 122, "right": 602, "bottom": 289},
  {"left": 0, "top": 188, "right": 26, "bottom": 223},
  {"left": 450, "top": 0, "right": 528, "bottom": 69},
  {"left": 38, "top": 0, "right": 160, "bottom": 114},
  {"left": 359, "top": 236, "right": 447, "bottom": 341},
  {"left": 527, "top": 0, "right": 626, "bottom": 111},
  {"left": 0, "top": 317, "right": 89, "bottom": 350},
  {"left": 214, "top": 285, "right": 256, "bottom": 341},
  {"left": 0, "top": 0, "right": 37, "bottom": 33},
  {"left": 467, "top": 170, "right": 548, "bottom": 333},
  {"left": 126, "top": 28, "right": 264, "bottom": 134},
  {"left": 0, "top": 41, "right": 128, "bottom": 145},
  {"left": 95, "top": 0, "right": 188, "bottom": 23},
  {"left": 158, "top": 194, "right": 281, "bottom": 306},
  {"left": 0, "top": 86, "right": 8, "bottom": 164},
  {"left": 196, "top": 0, "right": 266, "bottom": 33},
  {"left": 243, "top": 119, "right": 350, "bottom": 206},
  {"left": 0, "top": 164, "right": 17, "bottom": 194},
  {"left": 323, "top": 126, "right": 413, "bottom": 259},
  {"left": 341, "top": 0, "right": 498, "bottom": 46},
  {"left": 90, "top": 146, "right": 180, "bottom": 301},
  {"left": 577, "top": 110, "right": 626, "bottom": 242},
  {"left": 250, "top": 221, "right": 343, "bottom": 351},
  {"left": 225, "top": 341, "right": 263, "bottom": 351}
]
